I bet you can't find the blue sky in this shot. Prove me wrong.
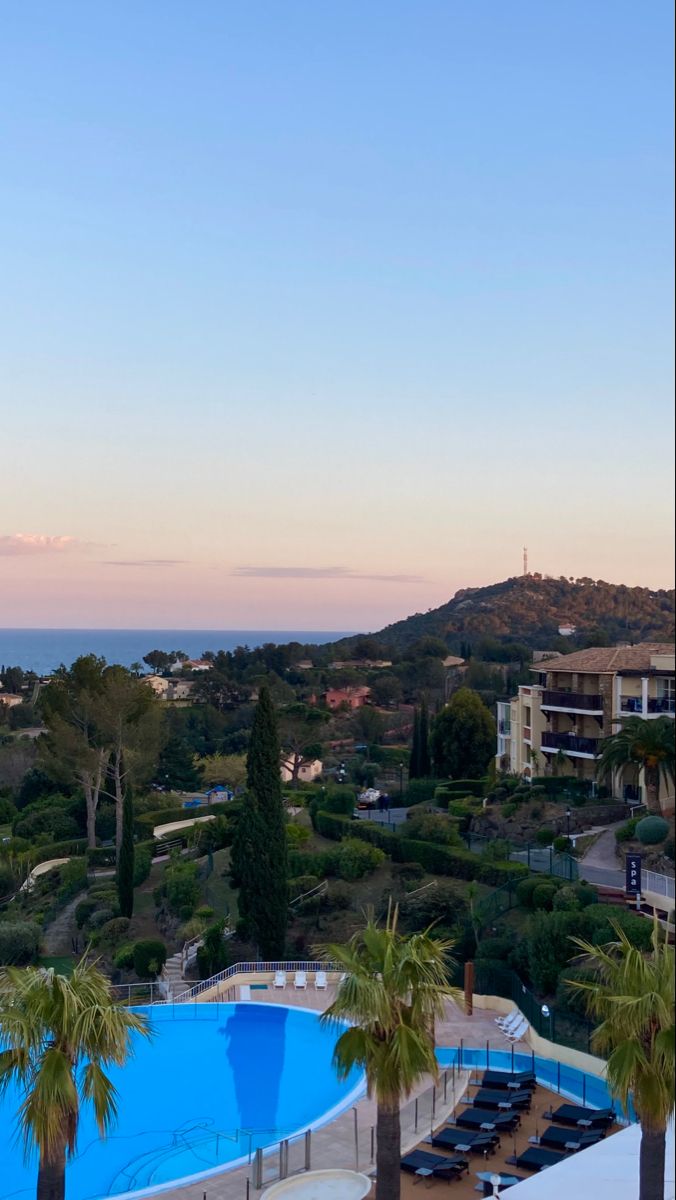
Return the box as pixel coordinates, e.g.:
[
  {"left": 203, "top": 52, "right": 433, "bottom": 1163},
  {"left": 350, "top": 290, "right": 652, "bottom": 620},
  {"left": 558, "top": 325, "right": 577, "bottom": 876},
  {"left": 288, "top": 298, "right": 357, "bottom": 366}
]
[{"left": 1, "top": 1, "right": 674, "bottom": 629}]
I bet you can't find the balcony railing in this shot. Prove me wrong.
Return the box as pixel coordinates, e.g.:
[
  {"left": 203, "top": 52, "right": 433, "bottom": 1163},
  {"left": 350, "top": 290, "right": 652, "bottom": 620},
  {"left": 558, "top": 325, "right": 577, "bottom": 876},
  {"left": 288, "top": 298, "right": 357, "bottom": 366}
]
[
  {"left": 498, "top": 720, "right": 511, "bottom": 735},
  {"left": 542, "top": 689, "right": 603, "bottom": 712},
  {"left": 620, "top": 697, "right": 644, "bottom": 714},
  {"left": 541, "top": 731, "right": 599, "bottom": 756},
  {"left": 648, "top": 696, "right": 675, "bottom": 715}
]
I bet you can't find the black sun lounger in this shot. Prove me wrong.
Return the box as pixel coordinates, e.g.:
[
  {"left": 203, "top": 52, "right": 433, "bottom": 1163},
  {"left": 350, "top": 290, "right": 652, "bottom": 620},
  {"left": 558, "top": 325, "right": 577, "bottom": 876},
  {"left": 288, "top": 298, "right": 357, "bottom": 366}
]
[
  {"left": 509, "top": 1146, "right": 567, "bottom": 1172},
  {"left": 401, "top": 1149, "right": 453, "bottom": 1174},
  {"left": 430, "top": 1126, "right": 500, "bottom": 1154},
  {"left": 456, "top": 1108, "right": 520, "bottom": 1131},
  {"left": 473, "top": 1088, "right": 532, "bottom": 1111},
  {"left": 481, "top": 1070, "right": 536, "bottom": 1091},
  {"left": 539, "top": 1124, "right": 605, "bottom": 1151},
  {"left": 544, "top": 1103, "right": 615, "bottom": 1129}
]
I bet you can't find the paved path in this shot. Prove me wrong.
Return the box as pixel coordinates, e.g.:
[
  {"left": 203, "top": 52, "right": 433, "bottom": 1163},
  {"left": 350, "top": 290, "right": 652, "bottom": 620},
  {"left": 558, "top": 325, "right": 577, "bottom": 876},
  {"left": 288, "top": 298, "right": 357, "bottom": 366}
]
[
  {"left": 43, "top": 895, "right": 81, "bottom": 956},
  {"left": 578, "top": 822, "right": 625, "bottom": 888}
]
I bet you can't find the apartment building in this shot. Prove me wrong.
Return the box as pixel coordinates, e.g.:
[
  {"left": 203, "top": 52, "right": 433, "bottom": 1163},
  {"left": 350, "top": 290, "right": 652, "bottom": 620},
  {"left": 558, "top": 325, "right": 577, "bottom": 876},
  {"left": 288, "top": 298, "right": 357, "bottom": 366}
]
[{"left": 496, "top": 643, "right": 675, "bottom": 807}]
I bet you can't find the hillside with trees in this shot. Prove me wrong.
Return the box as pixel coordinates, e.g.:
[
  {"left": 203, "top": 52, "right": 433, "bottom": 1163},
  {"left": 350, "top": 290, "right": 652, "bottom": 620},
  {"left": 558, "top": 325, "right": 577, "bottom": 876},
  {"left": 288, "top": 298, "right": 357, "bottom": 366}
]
[{"left": 324, "top": 575, "right": 675, "bottom": 656}]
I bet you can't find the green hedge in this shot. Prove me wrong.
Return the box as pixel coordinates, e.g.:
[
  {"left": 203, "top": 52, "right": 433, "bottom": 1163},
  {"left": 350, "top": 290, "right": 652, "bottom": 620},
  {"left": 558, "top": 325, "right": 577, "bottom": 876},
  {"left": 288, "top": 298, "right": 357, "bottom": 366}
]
[
  {"left": 32, "top": 838, "right": 88, "bottom": 865},
  {"left": 135, "top": 801, "right": 231, "bottom": 838},
  {"left": 86, "top": 839, "right": 156, "bottom": 869},
  {"left": 313, "top": 811, "right": 527, "bottom": 887}
]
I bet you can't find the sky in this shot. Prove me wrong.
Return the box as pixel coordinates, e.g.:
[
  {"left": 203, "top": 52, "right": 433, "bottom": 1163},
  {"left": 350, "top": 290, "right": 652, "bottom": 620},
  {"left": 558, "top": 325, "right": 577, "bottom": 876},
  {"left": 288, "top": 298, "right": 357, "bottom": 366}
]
[{"left": 1, "top": 1, "right": 674, "bottom": 631}]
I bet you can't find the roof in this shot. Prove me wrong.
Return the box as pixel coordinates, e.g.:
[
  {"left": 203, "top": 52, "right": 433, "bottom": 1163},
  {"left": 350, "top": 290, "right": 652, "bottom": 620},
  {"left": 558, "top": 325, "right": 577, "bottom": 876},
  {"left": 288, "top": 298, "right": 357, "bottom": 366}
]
[
  {"left": 532, "top": 642, "right": 675, "bottom": 675},
  {"left": 507, "top": 1120, "right": 674, "bottom": 1200},
  {"left": 442, "top": 655, "right": 465, "bottom": 668}
]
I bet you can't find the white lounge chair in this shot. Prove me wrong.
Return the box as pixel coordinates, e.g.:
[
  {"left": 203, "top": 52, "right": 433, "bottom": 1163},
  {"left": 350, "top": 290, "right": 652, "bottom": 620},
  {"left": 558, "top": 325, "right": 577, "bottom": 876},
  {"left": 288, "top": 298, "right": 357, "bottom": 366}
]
[
  {"left": 504, "top": 1016, "right": 529, "bottom": 1043},
  {"left": 294, "top": 970, "right": 307, "bottom": 990},
  {"left": 498, "top": 1012, "right": 524, "bottom": 1034},
  {"left": 273, "top": 971, "right": 287, "bottom": 990},
  {"left": 315, "top": 970, "right": 327, "bottom": 990},
  {"left": 495, "top": 1009, "right": 519, "bottom": 1030}
]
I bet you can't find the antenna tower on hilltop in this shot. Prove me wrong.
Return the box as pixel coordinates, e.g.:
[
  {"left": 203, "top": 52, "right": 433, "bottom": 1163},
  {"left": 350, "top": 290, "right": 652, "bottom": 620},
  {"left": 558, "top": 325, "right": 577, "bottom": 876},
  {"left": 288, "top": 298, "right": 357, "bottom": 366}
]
[{"left": 523, "top": 546, "right": 528, "bottom": 576}]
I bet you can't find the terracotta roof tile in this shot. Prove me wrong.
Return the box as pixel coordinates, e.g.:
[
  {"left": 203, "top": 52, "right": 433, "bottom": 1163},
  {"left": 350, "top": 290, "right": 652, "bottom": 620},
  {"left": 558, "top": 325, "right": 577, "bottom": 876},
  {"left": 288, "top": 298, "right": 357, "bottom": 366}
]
[{"left": 531, "top": 642, "right": 675, "bottom": 675}]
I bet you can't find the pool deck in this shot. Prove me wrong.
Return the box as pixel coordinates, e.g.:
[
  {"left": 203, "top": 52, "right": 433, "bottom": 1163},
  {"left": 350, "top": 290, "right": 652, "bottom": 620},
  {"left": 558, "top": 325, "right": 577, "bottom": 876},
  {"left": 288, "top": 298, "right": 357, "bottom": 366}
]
[{"left": 154, "top": 992, "right": 526, "bottom": 1200}]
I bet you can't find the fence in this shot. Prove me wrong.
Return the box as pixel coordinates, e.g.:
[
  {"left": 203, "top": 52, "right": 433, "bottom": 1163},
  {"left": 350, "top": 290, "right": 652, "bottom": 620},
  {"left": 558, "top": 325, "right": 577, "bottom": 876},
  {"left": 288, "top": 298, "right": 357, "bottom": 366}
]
[
  {"left": 467, "top": 962, "right": 595, "bottom": 1054},
  {"left": 465, "top": 833, "right": 579, "bottom": 882},
  {"left": 642, "top": 869, "right": 675, "bottom": 901},
  {"left": 174, "top": 960, "right": 337, "bottom": 1003}
]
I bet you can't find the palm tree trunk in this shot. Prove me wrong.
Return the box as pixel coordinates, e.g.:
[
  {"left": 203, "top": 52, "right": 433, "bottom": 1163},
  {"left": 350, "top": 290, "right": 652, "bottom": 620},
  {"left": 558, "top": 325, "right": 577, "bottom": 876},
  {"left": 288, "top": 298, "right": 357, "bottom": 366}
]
[
  {"left": 639, "top": 1120, "right": 666, "bottom": 1200},
  {"left": 376, "top": 1101, "right": 401, "bottom": 1200},
  {"left": 645, "top": 765, "right": 661, "bottom": 814},
  {"left": 37, "top": 1143, "right": 66, "bottom": 1200}
]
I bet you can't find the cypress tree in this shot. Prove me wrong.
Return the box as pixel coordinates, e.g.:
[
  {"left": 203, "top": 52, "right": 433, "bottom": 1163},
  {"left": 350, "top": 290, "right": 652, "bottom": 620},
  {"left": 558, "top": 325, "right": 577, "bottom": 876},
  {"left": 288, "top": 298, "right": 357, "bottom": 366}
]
[
  {"left": 418, "top": 696, "right": 431, "bottom": 778},
  {"left": 408, "top": 708, "right": 420, "bottom": 779},
  {"left": 117, "top": 785, "right": 135, "bottom": 919},
  {"left": 235, "top": 686, "right": 288, "bottom": 958}
]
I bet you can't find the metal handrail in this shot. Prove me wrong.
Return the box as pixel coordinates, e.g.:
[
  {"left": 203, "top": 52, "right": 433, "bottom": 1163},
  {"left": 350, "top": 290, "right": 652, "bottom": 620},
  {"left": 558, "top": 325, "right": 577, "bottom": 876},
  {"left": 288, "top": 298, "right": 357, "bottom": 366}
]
[
  {"left": 289, "top": 880, "right": 328, "bottom": 908},
  {"left": 172, "top": 960, "right": 340, "bottom": 1003}
]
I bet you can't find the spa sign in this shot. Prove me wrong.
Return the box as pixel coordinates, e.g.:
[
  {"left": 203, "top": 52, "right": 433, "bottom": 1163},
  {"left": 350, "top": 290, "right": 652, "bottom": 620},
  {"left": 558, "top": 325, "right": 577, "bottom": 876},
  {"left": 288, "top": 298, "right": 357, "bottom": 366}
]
[{"left": 625, "top": 853, "right": 642, "bottom": 895}]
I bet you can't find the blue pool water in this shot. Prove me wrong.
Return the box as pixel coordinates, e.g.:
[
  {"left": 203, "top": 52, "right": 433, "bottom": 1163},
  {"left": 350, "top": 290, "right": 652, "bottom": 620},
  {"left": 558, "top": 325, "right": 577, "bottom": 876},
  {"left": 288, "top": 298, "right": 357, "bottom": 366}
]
[{"left": 1, "top": 1004, "right": 364, "bottom": 1200}]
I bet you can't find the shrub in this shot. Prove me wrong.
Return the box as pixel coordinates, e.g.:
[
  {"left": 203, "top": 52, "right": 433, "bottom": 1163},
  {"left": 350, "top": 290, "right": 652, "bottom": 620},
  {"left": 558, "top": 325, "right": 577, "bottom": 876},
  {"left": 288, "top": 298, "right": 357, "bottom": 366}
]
[
  {"left": 194, "top": 905, "right": 214, "bottom": 920},
  {"left": 13, "top": 808, "right": 80, "bottom": 842},
  {"left": 57, "top": 857, "right": 88, "bottom": 901},
  {"left": 573, "top": 881, "right": 598, "bottom": 907},
  {"left": 86, "top": 846, "right": 117, "bottom": 868},
  {"left": 288, "top": 848, "right": 340, "bottom": 878},
  {"left": 615, "top": 818, "right": 639, "bottom": 844},
  {"left": 515, "top": 877, "right": 541, "bottom": 909},
  {"left": 164, "top": 860, "right": 200, "bottom": 917},
  {"left": 535, "top": 827, "right": 555, "bottom": 847},
  {"left": 75, "top": 898, "right": 98, "bottom": 928},
  {"left": 635, "top": 816, "right": 670, "bottom": 845},
  {"left": 325, "top": 883, "right": 352, "bottom": 911},
  {"left": 664, "top": 837, "right": 675, "bottom": 863},
  {"left": 289, "top": 875, "right": 320, "bottom": 900},
  {"left": 392, "top": 862, "right": 425, "bottom": 882},
  {"left": 532, "top": 883, "right": 558, "bottom": 911},
  {"left": 403, "top": 779, "right": 438, "bottom": 806},
  {"left": 552, "top": 885, "right": 581, "bottom": 912},
  {"left": 337, "top": 838, "right": 385, "bottom": 881},
  {"left": 132, "top": 938, "right": 167, "bottom": 979},
  {"left": 133, "top": 846, "right": 153, "bottom": 886},
  {"left": 32, "top": 839, "right": 88, "bottom": 865},
  {"left": 406, "top": 812, "right": 460, "bottom": 846},
  {"left": 97, "top": 916, "right": 131, "bottom": 946},
  {"left": 0, "top": 862, "right": 18, "bottom": 898},
  {"left": 113, "top": 943, "right": 135, "bottom": 970},
  {"left": 501, "top": 802, "right": 517, "bottom": 819},
  {"left": 0, "top": 919, "right": 41, "bottom": 965},
  {"left": 88, "top": 907, "right": 116, "bottom": 929},
  {"left": 286, "top": 824, "right": 311, "bottom": 846},
  {"left": 447, "top": 800, "right": 478, "bottom": 830},
  {"left": 196, "top": 920, "right": 229, "bottom": 979},
  {"left": 481, "top": 838, "right": 512, "bottom": 863},
  {"left": 552, "top": 835, "right": 573, "bottom": 854}
]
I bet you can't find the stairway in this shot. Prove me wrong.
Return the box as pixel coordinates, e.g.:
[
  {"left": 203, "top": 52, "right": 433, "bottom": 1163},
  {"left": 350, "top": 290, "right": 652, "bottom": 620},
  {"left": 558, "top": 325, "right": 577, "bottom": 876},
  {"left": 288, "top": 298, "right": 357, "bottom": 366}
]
[{"left": 161, "top": 950, "right": 185, "bottom": 1000}]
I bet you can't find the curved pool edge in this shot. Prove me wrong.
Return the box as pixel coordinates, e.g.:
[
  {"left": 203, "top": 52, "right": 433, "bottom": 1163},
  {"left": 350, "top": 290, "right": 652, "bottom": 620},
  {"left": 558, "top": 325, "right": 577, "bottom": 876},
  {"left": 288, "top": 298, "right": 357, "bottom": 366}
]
[{"left": 108, "top": 1003, "right": 367, "bottom": 1200}]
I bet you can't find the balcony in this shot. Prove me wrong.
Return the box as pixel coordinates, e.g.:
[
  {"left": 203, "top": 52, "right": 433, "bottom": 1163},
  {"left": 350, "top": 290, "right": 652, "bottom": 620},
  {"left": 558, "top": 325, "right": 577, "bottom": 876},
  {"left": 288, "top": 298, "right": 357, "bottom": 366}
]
[
  {"left": 498, "top": 719, "right": 511, "bottom": 735},
  {"left": 541, "top": 731, "right": 600, "bottom": 758},
  {"left": 541, "top": 689, "right": 603, "bottom": 715},
  {"left": 648, "top": 696, "right": 675, "bottom": 715}
]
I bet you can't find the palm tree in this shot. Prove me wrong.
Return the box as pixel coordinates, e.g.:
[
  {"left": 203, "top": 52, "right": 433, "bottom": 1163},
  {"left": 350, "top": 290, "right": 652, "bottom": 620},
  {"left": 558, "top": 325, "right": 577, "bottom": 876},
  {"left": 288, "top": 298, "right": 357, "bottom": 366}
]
[
  {"left": 567, "top": 920, "right": 674, "bottom": 1200},
  {"left": 320, "top": 905, "right": 458, "bottom": 1200},
  {"left": 596, "top": 716, "right": 675, "bottom": 813},
  {"left": 0, "top": 958, "right": 151, "bottom": 1200}
]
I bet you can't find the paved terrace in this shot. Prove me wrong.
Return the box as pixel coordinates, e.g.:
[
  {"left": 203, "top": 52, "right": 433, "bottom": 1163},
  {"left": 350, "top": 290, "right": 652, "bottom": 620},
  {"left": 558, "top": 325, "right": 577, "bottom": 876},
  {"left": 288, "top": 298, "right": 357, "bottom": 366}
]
[{"left": 155, "top": 983, "right": 526, "bottom": 1200}]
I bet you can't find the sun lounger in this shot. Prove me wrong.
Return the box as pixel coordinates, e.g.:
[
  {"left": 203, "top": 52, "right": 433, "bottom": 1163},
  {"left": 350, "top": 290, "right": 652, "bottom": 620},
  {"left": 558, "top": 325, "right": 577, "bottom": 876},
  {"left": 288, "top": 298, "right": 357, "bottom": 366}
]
[
  {"left": 456, "top": 1108, "right": 520, "bottom": 1132},
  {"left": 507, "top": 1146, "right": 567, "bottom": 1172},
  {"left": 430, "top": 1127, "right": 500, "bottom": 1155},
  {"left": 504, "top": 1016, "right": 529, "bottom": 1042},
  {"left": 537, "top": 1125, "right": 604, "bottom": 1151},
  {"left": 473, "top": 1089, "right": 532, "bottom": 1111},
  {"left": 315, "top": 970, "right": 327, "bottom": 990},
  {"left": 273, "top": 971, "right": 286, "bottom": 989},
  {"left": 495, "top": 1009, "right": 521, "bottom": 1031},
  {"left": 294, "top": 970, "right": 307, "bottom": 990},
  {"left": 400, "top": 1149, "right": 455, "bottom": 1175},
  {"left": 476, "top": 1171, "right": 527, "bottom": 1195},
  {"left": 481, "top": 1070, "right": 536, "bottom": 1091},
  {"left": 544, "top": 1103, "right": 614, "bottom": 1129}
]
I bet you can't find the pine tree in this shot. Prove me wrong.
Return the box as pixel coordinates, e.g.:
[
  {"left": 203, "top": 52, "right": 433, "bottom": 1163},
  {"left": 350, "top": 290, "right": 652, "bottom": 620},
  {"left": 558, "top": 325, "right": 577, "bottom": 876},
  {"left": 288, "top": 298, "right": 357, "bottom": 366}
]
[
  {"left": 117, "top": 785, "right": 135, "bottom": 919},
  {"left": 235, "top": 686, "right": 288, "bottom": 957},
  {"left": 418, "top": 696, "right": 431, "bottom": 777},
  {"left": 408, "top": 708, "right": 420, "bottom": 779}
]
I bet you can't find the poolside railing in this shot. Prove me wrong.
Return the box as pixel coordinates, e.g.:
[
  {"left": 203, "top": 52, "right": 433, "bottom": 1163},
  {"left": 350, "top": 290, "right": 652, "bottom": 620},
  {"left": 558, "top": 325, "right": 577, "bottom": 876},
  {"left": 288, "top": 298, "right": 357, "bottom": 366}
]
[{"left": 172, "top": 960, "right": 340, "bottom": 1003}]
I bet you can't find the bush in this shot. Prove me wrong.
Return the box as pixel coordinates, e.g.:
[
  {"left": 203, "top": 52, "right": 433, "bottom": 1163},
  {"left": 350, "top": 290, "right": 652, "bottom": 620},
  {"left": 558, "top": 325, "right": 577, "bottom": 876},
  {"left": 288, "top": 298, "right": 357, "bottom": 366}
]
[
  {"left": 615, "top": 818, "right": 639, "bottom": 843},
  {"left": 337, "top": 839, "right": 386, "bottom": 881},
  {"left": 325, "top": 883, "right": 352, "bottom": 910},
  {"left": 552, "top": 885, "right": 581, "bottom": 912},
  {"left": 515, "top": 877, "right": 541, "bottom": 909},
  {"left": 97, "top": 916, "right": 131, "bottom": 946},
  {"left": 132, "top": 938, "right": 167, "bottom": 979},
  {"left": 32, "top": 839, "right": 88, "bottom": 865},
  {"left": 57, "top": 857, "right": 88, "bottom": 901},
  {"left": 164, "top": 860, "right": 200, "bottom": 917},
  {"left": 406, "top": 812, "right": 460, "bottom": 846},
  {"left": 532, "top": 883, "right": 558, "bottom": 911},
  {"left": 86, "top": 846, "right": 117, "bottom": 868},
  {"left": 0, "top": 862, "right": 18, "bottom": 898},
  {"left": 392, "top": 862, "right": 425, "bottom": 882},
  {"left": 75, "top": 898, "right": 99, "bottom": 928},
  {"left": 552, "top": 836, "right": 573, "bottom": 854},
  {"left": 501, "top": 802, "right": 517, "bottom": 819},
  {"left": 113, "top": 943, "right": 135, "bottom": 970},
  {"left": 0, "top": 919, "right": 41, "bottom": 965},
  {"left": 289, "top": 875, "right": 320, "bottom": 900},
  {"left": 196, "top": 920, "right": 229, "bottom": 979},
  {"left": 286, "top": 824, "right": 311, "bottom": 846},
  {"left": 635, "top": 816, "right": 670, "bottom": 846},
  {"left": 288, "top": 848, "right": 340, "bottom": 879},
  {"left": 133, "top": 846, "right": 153, "bottom": 887},
  {"left": 535, "top": 827, "right": 555, "bottom": 847},
  {"left": 88, "top": 907, "right": 116, "bottom": 929},
  {"left": 403, "top": 779, "right": 438, "bottom": 806},
  {"left": 13, "top": 807, "right": 80, "bottom": 842}
]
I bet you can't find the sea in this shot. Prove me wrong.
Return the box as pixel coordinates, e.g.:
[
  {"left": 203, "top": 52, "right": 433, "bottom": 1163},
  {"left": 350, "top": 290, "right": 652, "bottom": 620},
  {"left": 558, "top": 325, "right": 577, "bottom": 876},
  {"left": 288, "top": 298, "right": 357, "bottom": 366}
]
[{"left": 0, "top": 629, "right": 353, "bottom": 675}]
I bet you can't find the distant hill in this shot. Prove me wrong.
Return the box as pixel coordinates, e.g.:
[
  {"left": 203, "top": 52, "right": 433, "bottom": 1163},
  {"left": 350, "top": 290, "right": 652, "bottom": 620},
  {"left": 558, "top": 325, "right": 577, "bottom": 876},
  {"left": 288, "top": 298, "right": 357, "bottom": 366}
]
[{"left": 325, "top": 576, "right": 675, "bottom": 656}]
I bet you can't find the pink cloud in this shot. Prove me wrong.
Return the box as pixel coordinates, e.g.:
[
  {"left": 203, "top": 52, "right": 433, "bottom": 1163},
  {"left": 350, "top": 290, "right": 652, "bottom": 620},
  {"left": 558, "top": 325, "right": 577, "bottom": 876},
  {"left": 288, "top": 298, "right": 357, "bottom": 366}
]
[{"left": 0, "top": 533, "right": 87, "bottom": 556}]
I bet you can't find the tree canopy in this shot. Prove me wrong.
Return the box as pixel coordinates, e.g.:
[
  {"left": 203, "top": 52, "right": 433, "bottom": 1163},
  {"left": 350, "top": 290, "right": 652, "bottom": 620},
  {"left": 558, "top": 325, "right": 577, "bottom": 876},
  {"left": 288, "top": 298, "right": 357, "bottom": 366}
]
[{"left": 430, "top": 687, "right": 495, "bottom": 779}]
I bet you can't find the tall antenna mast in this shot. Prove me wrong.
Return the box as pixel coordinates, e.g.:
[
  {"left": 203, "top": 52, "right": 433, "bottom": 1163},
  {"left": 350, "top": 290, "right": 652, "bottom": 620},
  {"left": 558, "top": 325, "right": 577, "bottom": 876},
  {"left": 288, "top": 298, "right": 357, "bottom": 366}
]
[{"left": 523, "top": 545, "right": 528, "bottom": 576}]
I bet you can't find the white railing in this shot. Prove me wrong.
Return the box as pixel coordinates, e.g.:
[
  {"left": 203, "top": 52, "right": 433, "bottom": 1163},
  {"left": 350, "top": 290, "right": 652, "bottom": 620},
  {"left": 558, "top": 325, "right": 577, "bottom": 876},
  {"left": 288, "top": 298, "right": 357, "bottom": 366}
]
[
  {"left": 173, "top": 960, "right": 339, "bottom": 1003},
  {"left": 642, "top": 869, "right": 675, "bottom": 900},
  {"left": 289, "top": 880, "right": 328, "bottom": 908},
  {"left": 180, "top": 922, "right": 235, "bottom": 973}
]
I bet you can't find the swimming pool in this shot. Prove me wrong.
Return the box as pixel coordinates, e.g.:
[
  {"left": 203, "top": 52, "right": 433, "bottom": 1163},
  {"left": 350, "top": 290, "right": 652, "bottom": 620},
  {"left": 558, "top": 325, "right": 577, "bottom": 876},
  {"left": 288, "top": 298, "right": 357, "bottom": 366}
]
[{"left": 1, "top": 1003, "right": 364, "bottom": 1200}]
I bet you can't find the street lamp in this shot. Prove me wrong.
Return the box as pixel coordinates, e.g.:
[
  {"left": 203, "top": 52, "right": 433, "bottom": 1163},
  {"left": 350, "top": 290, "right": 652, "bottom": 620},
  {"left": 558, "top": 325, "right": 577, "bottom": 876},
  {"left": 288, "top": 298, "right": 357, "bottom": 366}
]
[
  {"left": 541, "top": 1003, "right": 553, "bottom": 1041},
  {"left": 398, "top": 762, "right": 404, "bottom": 801},
  {"left": 566, "top": 807, "right": 571, "bottom": 838}
]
